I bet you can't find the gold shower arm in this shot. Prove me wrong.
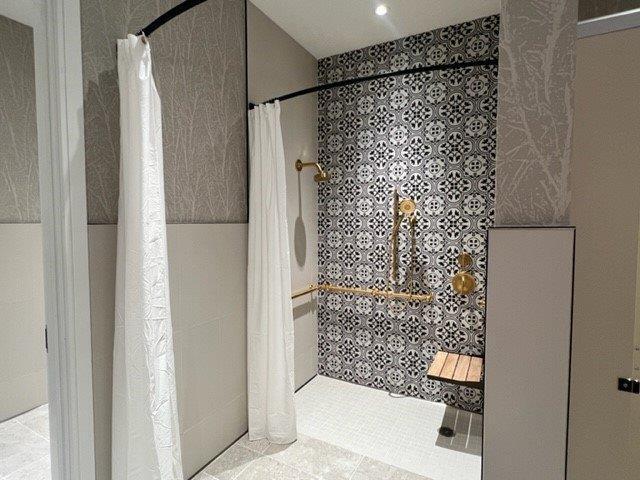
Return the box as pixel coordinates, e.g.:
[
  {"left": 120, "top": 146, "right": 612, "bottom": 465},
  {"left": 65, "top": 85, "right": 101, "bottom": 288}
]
[{"left": 295, "top": 159, "right": 329, "bottom": 182}]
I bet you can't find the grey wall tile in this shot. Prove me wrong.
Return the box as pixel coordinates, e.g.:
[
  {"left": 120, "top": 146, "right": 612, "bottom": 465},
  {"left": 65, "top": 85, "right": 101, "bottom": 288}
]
[
  {"left": 495, "top": 0, "right": 578, "bottom": 225},
  {"left": 88, "top": 223, "right": 248, "bottom": 479},
  {"left": 80, "top": 0, "right": 247, "bottom": 224},
  {"left": 0, "top": 225, "right": 46, "bottom": 421},
  {"left": 0, "top": 16, "right": 39, "bottom": 223}
]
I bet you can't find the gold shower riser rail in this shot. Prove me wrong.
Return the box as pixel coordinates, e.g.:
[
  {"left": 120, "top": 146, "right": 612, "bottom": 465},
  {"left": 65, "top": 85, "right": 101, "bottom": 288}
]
[{"left": 291, "top": 284, "right": 433, "bottom": 303}]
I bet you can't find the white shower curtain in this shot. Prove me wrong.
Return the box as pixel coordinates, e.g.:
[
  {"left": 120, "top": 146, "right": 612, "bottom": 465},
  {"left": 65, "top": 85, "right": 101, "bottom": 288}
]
[
  {"left": 112, "top": 35, "right": 183, "bottom": 480},
  {"left": 247, "top": 102, "right": 297, "bottom": 444}
]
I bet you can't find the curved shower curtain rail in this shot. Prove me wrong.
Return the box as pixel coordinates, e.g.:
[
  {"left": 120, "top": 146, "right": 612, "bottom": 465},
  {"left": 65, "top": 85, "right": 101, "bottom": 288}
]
[
  {"left": 136, "top": 0, "right": 499, "bottom": 109},
  {"left": 249, "top": 58, "right": 498, "bottom": 109},
  {"left": 137, "top": 0, "right": 209, "bottom": 37}
]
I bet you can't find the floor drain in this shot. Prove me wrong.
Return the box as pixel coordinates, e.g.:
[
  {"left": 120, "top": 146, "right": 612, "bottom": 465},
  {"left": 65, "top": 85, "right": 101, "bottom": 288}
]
[{"left": 438, "top": 426, "right": 455, "bottom": 438}]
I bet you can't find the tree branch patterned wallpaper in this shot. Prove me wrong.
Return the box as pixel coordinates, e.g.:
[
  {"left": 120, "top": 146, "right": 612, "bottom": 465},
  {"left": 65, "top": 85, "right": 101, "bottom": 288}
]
[
  {"left": 495, "top": 0, "right": 578, "bottom": 226},
  {"left": 80, "top": 0, "right": 246, "bottom": 224},
  {"left": 0, "top": 16, "right": 39, "bottom": 223},
  {"left": 317, "top": 16, "right": 499, "bottom": 412}
]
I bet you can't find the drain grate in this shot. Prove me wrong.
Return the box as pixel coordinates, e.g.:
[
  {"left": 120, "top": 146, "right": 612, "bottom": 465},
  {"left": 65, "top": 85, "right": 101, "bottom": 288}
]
[{"left": 438, "top": 426, "right": 455, "bottom": 438}]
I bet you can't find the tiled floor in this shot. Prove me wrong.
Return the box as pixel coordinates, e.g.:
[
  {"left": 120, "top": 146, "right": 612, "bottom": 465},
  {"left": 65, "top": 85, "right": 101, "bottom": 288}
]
[
  {"left": 0, "top": 380, "right": 480, "bottom": 480},
  {"left": 196, "top": 376, "right": 482, "bottom": 480},
  {"left": 0, "top": 405, "right": 51, "bottom": 480}
]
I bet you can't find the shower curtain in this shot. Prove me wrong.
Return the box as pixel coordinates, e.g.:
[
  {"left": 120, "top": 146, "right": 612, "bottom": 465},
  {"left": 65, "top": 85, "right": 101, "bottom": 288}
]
[
  {"left": 112, "top": 35, "right": 183, "bottom": 480},
  {"left": 247, "top": 102, "right": 297, "bottom": 444}
]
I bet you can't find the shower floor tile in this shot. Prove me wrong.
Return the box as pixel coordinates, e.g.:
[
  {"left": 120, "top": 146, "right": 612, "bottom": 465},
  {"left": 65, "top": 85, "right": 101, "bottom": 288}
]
[
  {"left": 0, "top": 405, "right": 51, "bottom": 480},
  {"left": 196, "top": 375, "right": 481, "bottom": 480}
]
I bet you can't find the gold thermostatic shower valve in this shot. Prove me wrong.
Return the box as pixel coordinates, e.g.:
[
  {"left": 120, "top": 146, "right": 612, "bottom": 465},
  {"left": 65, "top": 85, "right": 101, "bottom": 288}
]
[{"left": 452, "top": 252, "right": 477, "bottom": 295}]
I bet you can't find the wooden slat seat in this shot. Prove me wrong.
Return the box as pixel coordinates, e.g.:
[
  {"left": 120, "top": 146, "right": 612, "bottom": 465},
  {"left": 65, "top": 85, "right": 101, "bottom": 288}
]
[{"left": 427, "top": 351, "right": 484, "bottom": 388}]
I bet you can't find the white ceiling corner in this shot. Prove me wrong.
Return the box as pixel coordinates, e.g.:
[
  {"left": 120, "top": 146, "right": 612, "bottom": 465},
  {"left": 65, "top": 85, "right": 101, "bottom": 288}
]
[{"left": 250, "top": 0, "right": 501, "bottom": 59}]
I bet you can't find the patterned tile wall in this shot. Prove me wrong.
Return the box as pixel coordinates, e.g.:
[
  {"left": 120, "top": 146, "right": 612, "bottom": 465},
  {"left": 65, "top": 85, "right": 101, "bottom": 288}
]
[
  {"left": 0, "top": 16, "right": 39, "bottom": 223},
  {"left": 316, "top": 16, "right": 499, "bottom": 412},
  {"left": 80, "top": 0, "right": 246, "bottom": 224}
]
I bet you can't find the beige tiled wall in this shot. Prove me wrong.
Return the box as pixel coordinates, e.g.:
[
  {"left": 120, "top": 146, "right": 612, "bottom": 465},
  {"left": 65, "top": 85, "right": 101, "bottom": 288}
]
[
  {"left": 88, "top": 224, "right": 247, "bottom": 479},
  {"left": 0, "top": 225, "right": 46, "bottom": 421},
  {"left": 248, "top": 2, "right": 319, "bottom": 391}
]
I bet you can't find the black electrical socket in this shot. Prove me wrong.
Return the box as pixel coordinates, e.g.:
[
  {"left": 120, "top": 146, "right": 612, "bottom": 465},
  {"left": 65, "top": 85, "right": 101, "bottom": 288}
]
[{"left": 618, "top": 377, "right": 640, "bottom": 394}]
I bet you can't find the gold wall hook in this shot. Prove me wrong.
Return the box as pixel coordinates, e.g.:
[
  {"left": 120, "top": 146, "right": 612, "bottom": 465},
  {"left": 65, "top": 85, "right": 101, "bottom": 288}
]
[{"left": 295, "top": 159, "right": 329, "bottom": 182}]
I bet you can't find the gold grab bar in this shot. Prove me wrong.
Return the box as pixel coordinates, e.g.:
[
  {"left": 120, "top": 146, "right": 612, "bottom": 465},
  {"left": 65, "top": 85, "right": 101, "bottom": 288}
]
[
  {"left": 291, "top": 283, "right": 433, "bottom": 303},
  {"left": 291, "top": 284, "right": 319, "bottom": 299}
]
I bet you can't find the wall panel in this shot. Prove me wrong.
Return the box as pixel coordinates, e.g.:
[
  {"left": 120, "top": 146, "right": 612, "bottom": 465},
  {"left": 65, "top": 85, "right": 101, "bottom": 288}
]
[{"left": 484, "top": 227, "right": 574, "bottom": 480}]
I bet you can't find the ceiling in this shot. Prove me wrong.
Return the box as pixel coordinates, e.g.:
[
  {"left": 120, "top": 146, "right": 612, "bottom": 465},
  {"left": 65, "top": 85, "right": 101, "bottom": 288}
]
[{"left": 250, "top": 0, "right": 501, "bottom": 59}]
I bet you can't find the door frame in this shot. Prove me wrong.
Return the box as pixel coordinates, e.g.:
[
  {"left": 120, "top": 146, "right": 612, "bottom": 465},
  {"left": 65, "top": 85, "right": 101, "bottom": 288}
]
[{"left": 0, "top": 1, "right": 95, "bottom": 479}]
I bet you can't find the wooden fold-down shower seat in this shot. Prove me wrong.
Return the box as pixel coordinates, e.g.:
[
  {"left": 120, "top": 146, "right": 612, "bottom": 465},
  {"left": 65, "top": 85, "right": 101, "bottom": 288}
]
[{"left": 427, "top": 351, "right": 484, "bottom": 388}]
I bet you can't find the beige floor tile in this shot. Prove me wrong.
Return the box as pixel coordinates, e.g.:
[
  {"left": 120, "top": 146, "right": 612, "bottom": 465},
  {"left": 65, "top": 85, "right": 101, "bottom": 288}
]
[
  {"left": 264, "top": 434, "right": 362, "bottom": 480},
  {"left": 0, "top": 421, "right": 50, "bottom": 477},
  {"left": 351, "top": 457, "right": 432, "bottom": 480},
  {"left": 203, "top": 444, "right": 262, "bottom": 480},
  {"left": 16, "top": 405, "right": 49, "bottom": 440},
  {"left": 235, "top": 456, "right": 316, "bottom": 480},
  {"left": 4, "top": 455, "right": 51, "bottom": 480},
  {"left": 235, "top": 433, "right": 272, "bottom": 454},
  {"left": 192, "top": 471, "right": 217, "bottom": 480}
]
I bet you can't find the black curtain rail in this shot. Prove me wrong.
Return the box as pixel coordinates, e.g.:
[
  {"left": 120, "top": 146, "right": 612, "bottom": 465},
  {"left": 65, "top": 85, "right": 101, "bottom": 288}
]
[
  {"left": 136, "top": 1, "right": 499, "bottom": 109},
  {"left": 248, "top": 58, "right": 498, "bottom": 110},
  {"left": 137, "top": 0, "right": 208, "bottom": 37}
]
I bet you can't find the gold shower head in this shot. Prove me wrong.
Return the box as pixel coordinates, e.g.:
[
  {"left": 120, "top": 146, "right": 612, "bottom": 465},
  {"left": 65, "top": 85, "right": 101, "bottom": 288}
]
[
  {"left": 295, "top": 159, "right": 330, "bottom": 182},
  {"left": 399, "top": 198, "right": 416, "bottom": 216},
  {"left": 314, "top": 170, "right": 329, "bottom": 182}
]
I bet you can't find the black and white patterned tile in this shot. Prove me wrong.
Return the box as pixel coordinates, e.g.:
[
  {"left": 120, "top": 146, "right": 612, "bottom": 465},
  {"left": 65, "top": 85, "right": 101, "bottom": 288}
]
[{"left": 317, "top": 15, "right": 499, "bottom": 412}]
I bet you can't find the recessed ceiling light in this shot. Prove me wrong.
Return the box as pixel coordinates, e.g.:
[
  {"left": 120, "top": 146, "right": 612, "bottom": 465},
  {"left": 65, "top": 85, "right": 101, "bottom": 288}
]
[{"left": 375, "top": 4, "right": 388, "bottom": 16}]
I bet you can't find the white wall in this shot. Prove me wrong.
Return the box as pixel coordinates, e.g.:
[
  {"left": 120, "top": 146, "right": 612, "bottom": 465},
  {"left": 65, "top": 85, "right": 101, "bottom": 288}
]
[
  {"left": 569, "top": 25, "right": 640, "bottom": 480},
  {"left": 0, "top": 225, "right": 46, "bottom": 421},
  {"left": 89, "top": 224, "right": 248, "bottom": 479},
  {"left": 248, "top": 2, "right": 319, "bottom": 389}
]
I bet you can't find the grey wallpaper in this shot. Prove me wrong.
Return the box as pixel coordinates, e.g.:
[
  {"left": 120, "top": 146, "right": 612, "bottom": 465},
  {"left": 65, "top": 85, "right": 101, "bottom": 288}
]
[
  {"left": 0, "top": 16, "right": 39, "bottom": 223},
  {"left": 495, "top": 0, "right": 578, "bottom": 226},
  {"left": 579, "top": 0, "right": 640, "bottom": 20},
  {"left": 81, "top": 0, "right": 246, "bottom": 224},
  {"left": 317, "top": 16, "right": 499, "bottom": 412}
]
